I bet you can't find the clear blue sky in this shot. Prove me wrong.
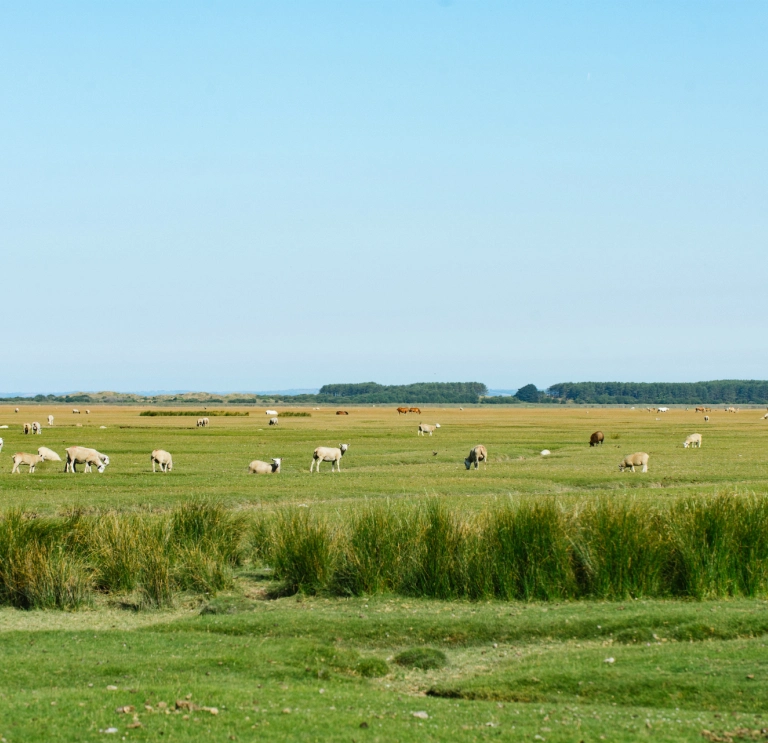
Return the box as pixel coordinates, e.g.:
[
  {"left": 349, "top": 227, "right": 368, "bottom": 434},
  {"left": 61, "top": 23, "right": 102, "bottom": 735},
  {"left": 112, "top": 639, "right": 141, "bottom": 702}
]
[{"left": 3, "top": 1, "right": 767, "bottom": 393}]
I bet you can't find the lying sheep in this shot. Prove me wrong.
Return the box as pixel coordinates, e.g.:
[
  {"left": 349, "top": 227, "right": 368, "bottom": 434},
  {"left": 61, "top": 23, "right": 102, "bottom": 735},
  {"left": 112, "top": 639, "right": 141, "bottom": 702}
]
[
  {"left": 265, "top": 410, "right": 278, "bottom": 416},
  {"left": 310, "top": 444, "right": 349, "bottom": 472},
  {"left": 418, "top": 423, "right": 440, "bottom": 436},
  {"left": 12, "top": 452, "right": 45, "bottom": 473},
  {"left": 590, "top": 431, "right": 604, "bottom": 446},
  {"left": 47, "top": 415, "right": 54, "bottom": 427},
  {"left": 618, "top": 452, "right": 649, "bottom": 473},
  {"left": 65, "top": 446, "right": 110, "bottom": 473},
  {"left": 683, "top": 433, "right": 702, "bottom": 449},
  {"left": 465, "top": 445, "right": 488, "bottom": 470},
  {"left": 32, "top": 421, "right": 42, "bottom": 435},
  {"left": 150, "top": 449, "right": 173, "bottom": 472},
  {"left": 248, "top": 458, "right": 281, "bottom": 474},
  {"left": 37, "top": 446, "right": 62, "bottom": 462},
  {"left": 269, "top": 417, "right": 279, "bottom": 426}
]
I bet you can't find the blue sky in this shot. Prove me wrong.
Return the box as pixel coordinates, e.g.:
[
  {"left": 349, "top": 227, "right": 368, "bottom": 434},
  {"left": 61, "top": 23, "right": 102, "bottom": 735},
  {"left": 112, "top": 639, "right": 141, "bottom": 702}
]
[{"left": 2, "top": 1, "right": 767, "bottom": 393}]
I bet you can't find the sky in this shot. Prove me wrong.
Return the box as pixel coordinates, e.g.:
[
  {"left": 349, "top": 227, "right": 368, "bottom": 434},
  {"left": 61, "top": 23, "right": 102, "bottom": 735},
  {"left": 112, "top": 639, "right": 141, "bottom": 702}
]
[{"left": 2, "top": 1, "right": 767, "bottom": 393}]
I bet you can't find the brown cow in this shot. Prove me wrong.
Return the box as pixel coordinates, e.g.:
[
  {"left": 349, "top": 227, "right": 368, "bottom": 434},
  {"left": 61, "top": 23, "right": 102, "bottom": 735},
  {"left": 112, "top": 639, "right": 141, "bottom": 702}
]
[
  {"left": 695, "top": 407, "right": 705, "bottom": 413},
  {"left": 409, "top": 407, "right": 421, "bottom": 414},
  {"left": 590, "top": 431, "right": 604, "bottom": 447},
  {"left": 396, "top": 407, "right": 409, "bottom": 415},
  {"left": 336, "top": 410, "right": 349, "bottom": 415}
]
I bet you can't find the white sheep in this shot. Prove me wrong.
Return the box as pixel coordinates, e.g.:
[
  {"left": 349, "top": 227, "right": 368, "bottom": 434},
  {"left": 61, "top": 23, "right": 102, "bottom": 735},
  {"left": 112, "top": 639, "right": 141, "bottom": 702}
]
[
  {"left": 37, "top": 446, "right": 62, "bottom": 462},
  {"left": 32, "top": 421, "right": 42, "bottom": 435},
  {"left": 65, "top": 446, "right": 110, "bottom": 473},
  {"left": 266, "top": 410, "right": 278, "bottom": 416},
  {"left": 657, "top": 407, "right": 669, "bottom": 413},
  {"left": 248, "top": 458, "right": 281, "bottom": 474},
  {"left": 465, "top": 445, "right": 488, "bottom": 470},
  {"left": 47, "top": 415, "right": 54, "bottom": 427},
  {"left": 150, "top": 449, "right": 173, "bottom": 472},
  {"left": 85, "top": 409, "right": 90, "bottom": 415},
  {"left": 0, "top": 438, "right": 3, "bottom": 453},
  {"left": 619, "top": 452, "right": 649, "bottom": 473},
  {"left": 14, "top": 407, "right": 19, "bottom": 413},
  {"left": 72, "top": 409, "right": 80, "bottom": 414},
  {"left": 704, "top": 415, "right": 710, "bottom": 422},
  {"left": 310, "top": 444, "right": 349, "bottom": 472},
  {"left": 11, "top": 452, "right": 45, "bottom": 473},
  {"left": 683, "top": 433, "right": 702, "bottom": 449},
  {"left": 417, "top": 423, "right": 440, "bottom": 436},
  {"left": 269, "top": 417, "right": 279, "bottom": 426}
]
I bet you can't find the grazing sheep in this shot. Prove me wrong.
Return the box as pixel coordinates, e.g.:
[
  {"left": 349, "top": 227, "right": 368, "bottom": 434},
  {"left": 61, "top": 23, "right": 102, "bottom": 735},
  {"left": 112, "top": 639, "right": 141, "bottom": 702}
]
[
  {"left": 409, "top": 407, "right": 421, "bottom": 414},
  {"left": 65, "top": 446, "right": 109, "bottom": 473},
  {"left": 47, "top": 415, "right": 54, "bottom": 427},
  {"left": 618, "top": 452, "right": 649, "bottom": 473},
  {"left": 0, "top": 438, "right": 3, "bottom": 453},
  {"left": 310, "top": 444, "right": 349, "bottom": 472},
  {"left": 683, "top": 433, "right": 702, "bottom": 449},
  {"left": 150, "top": 449, "right": 173, "bottom": 473},
  {"left": 85, "top": 409, "right": 90, "bottom": 415},
  {"left": 196, "top": 417, "right": 210, "bottom": 428},
  {"left": 11, "top": 452, "right": 45, "bottom": 474},
  {"left": 418, "top": 423, "right": 441, "bottom": 436},
  {"left": 704, "top": 415, "right": 710, "bottom": 422},
  {"left": 32, "top": 421, "right": 42, "bottom": 435},
  {"left": 726, "top": 407, "right": 737, "bottom": 413},
  {"left": 265, "top": 410, "right": 278, "bottom": 416},
  {"left": 14, "top": 408, "right": 19, "bottom": 413},
  {"left": 657, "top": 407, "right": 669, "bottom": 413},
  {"left": 269, "top": 417, "right": 279, "bottom": 426},
  {"left": 72, "top": 409, "right": 80, "bottom": 414},
  {"left": 37, "top": 446, "right": 62, "bottom": 462},
  {"left": 464, "top": 445, "right": 488, "bottom": 470},
  {"left": 336, "top": 410, "right": 349, "bottom": 416},
  {"left": 248, "top": 458, "right": 281, "bottom": 474},
  {"left": 762, "top": 413, "right": 768, "bottom": 420},
  {"left": 590, "top": 431, "right": 604, "bottom": 447},
  {"left": 23, "top": 423, "right": 31, "bottom": 434}
]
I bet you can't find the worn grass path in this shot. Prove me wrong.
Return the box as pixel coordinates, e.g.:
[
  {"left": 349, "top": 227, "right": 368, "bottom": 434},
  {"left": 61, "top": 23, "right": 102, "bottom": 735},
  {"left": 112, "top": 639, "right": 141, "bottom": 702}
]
[{"left": 0, "top": 594, "right": 767, "bottom": 741}]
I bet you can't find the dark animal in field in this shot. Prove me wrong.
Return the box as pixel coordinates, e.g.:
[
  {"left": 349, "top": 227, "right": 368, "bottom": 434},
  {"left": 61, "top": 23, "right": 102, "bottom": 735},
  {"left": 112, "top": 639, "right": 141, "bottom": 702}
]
[
  {"left": 336, "top": 410, "right": 349, "bottom": 416},
  {"left": 590, "top": 431, "right": 604, "bottom": 447},
  {"left": 397, "top": 407, "right": 409, "bottom": 415},
  {"left": 409, "top": 407, "right": 421, "bottom": 414}
]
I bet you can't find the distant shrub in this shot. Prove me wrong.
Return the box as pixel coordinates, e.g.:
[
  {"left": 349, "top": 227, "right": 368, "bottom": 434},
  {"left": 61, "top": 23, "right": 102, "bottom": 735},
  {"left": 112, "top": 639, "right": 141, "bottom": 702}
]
[
  {"left": 279, "top": 411, "right": 311, "bottom": 417},
  {"left": 139, "top": 410, "right": 249, "bottom": 417}
]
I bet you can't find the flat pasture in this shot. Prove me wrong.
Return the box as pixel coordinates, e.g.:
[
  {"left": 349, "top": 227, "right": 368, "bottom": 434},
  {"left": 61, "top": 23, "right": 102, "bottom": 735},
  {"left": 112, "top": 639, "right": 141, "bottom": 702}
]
[{"left": 1, "top": 404, "right": 766, "bottom": 512}]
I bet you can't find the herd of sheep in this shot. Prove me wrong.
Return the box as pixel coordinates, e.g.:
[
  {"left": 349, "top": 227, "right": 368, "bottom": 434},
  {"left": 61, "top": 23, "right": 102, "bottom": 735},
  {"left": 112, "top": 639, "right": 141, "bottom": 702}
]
[{"left": 1, "top": 404, "right": 756, "bottom": 476}]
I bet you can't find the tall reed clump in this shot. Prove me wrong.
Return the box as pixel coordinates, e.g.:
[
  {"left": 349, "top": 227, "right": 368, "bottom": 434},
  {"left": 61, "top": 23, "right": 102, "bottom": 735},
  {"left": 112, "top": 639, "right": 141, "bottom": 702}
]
[
  {"left": 666, "top": 494, "right": 768, "bottom": 598},
  {"left": 571, "top": 498, "right": 665, "bottom": 599},
  {"left": 0, "top": 510, "right": 91, "bottom": 609},
  {"left": 269, "top": 509, "right": 336, "bottom": 594},
  {"left": 484, "top": 499, "right": 576, "bottom": 600}
]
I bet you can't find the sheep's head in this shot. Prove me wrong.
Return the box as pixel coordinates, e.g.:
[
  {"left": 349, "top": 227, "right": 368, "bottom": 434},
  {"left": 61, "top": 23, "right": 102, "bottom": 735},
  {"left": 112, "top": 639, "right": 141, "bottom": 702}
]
[
  {"left": 683, "top": 441, "right": 689, "bottom": 448},
  {"left": 435, "top": 424, "right": 441, "bottom": 428},
  {"left": 340, "top": 444, "right": 349, "bottom": 453},
  {"left": 618, "top": 462, "right": 625, "bottom": 471},
  {"left": 464, "top": 458, "right": 472, "bottom": 470},
  {"left": 101, "top": 455, "right": 110, "bottom": 466}
]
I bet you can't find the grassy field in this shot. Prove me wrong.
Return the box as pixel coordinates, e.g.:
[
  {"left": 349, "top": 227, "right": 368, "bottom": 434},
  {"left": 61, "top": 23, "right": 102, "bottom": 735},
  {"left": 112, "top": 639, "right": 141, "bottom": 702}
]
[
  {"left": 2, "top": 404, "right": 768, "bottom": 512},
  {"left": 2, "top": 404, "right": 768, "bottom": 741}
]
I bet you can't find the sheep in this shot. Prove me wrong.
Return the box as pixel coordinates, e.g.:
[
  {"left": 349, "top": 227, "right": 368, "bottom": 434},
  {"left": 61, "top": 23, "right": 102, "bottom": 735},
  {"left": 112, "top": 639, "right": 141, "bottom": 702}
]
[
  {"left": 65, "top": 446, "right": 110, "bottom": 473},
  {"left": 14, "top": 407, "right": 18, "bottom": 413},
  {"left": 196, "top": 417, "right": 210, "bottom": 428},
  {"left": 37, "top": 446, "right": 62, "bottom": 462},
  {"left": 657, "top": 407, "right": 669, "bottom": 413},
  {"left": 72, "top": 409, "right": 80, "bottom": 414},
  {"left": 11, "top": 452, "right": 45, "bottom": 473},
  {"left": 196, "top": 418, "right": 204, "bottom": 427},
  {"left": 618, "top": 452, "right": 649, "bottom": 473},
  {"left": 0, "top": 438, "right": 3, "bottom": 453},
  {"left": 32, "top": 421, "right": 42, "bottom": 435},
  {"left": 310, "top": 444, "right": 349, "bottom": 472},
  {"left": 269, "top": 417, "right": 279, "bottom": 426},
  {"left": 150, "top": 449, "right": 173, "bottom": 472},
  {"left": 726, "top": 407, "right": 737, "bottom": 413},
  {"left": 590, "top": 431, "right": 604, "bottom": 447},
  {"left": 464, "top": 445, "right": 488, "bottom": 470},
  {"left": 203, "top": 417, "right": 209, "bottom": 427},
  {"left": 23, "top": 423, "right": 32, "bottom": 434},
  {"left": 541, "top": 449, "right": 551, "bottom": 456},
  {"left": 265, "top": 410, "right": 278, "bottom": 416},
  {"left": 683, "top": 433, "right": 702, "bottom": 449},
  {"left": 85, "top": 409, "right": 90, "bottom": 415},
  {"left": 704, "top": 415, "right": 710, "bottom": 422},
  {"left": 47, "top": 415, "right": 54, "bottom": 427},
  {"left": 418, "top": 423, "right": 440, "bottom": 436},
  {"left": 763, "top": 413, "right": 768, "bottom": 420},
  {"left": 249, "top": 458, "right": 281, "bottom": 474}
]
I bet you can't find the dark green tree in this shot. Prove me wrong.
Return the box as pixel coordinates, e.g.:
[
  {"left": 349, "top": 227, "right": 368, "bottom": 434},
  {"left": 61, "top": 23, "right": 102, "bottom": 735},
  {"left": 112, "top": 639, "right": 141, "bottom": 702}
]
[{"left": 515, "top": 384, "right": 540, "bottom": 402}]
